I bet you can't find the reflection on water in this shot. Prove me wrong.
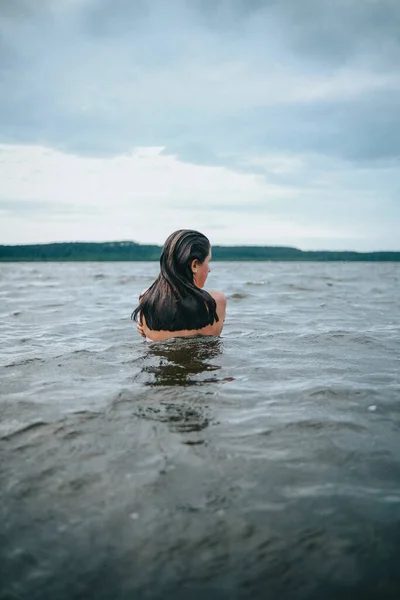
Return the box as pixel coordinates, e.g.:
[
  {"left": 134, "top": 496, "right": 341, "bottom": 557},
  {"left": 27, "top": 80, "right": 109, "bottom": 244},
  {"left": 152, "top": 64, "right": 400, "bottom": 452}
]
[
  {"left": 148, "top": 401, "right": 210, "bottom": 434},
  {"left": 126, "top": 337, "right": 234, "bottom": 435},
  {"left": 137, "top": 336, "right": 224, "bottom": 387}
]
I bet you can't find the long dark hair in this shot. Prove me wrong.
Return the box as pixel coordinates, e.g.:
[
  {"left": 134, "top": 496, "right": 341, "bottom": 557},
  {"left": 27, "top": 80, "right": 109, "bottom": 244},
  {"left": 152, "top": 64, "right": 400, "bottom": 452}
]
[{"left": 131, "top": 230, "right": 219, "bottom": 331}]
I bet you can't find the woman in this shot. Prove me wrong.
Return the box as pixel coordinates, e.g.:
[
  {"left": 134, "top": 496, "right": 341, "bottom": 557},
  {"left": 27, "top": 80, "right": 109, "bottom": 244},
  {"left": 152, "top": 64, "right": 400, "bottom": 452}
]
[{"left": 132, "top": 230, "right": 226, "bottom": 342}]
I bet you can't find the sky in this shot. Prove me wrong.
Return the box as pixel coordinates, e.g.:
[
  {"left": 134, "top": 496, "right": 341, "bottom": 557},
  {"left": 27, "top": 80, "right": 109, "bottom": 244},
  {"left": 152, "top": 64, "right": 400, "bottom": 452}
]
[{"left": 0, "top": 0, "right": 399, "bottom": 250}]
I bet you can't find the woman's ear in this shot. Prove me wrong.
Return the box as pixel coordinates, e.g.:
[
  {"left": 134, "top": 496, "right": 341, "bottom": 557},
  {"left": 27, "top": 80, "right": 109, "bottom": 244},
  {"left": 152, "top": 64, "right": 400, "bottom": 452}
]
[{"left": 191, "top": 259, "right": 198, "bottom": 273}]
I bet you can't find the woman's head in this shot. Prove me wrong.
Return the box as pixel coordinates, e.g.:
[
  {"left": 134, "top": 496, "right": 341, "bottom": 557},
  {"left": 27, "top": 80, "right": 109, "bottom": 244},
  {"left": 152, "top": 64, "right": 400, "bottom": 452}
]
[{"left": 160, "top": 229, "right": 211, "bottom": 289}]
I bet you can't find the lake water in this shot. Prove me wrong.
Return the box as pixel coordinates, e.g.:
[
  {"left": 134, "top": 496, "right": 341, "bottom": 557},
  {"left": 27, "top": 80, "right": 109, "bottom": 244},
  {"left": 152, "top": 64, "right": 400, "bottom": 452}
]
[{"left": 1, "top": 261, "right": 400, "bottom": 599}]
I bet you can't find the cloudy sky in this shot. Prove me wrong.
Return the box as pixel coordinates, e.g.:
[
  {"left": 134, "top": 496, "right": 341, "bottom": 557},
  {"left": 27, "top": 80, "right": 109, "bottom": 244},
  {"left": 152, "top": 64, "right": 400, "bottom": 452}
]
[{"left": 0, "top": 0, "right": 399, "bottom": 250}]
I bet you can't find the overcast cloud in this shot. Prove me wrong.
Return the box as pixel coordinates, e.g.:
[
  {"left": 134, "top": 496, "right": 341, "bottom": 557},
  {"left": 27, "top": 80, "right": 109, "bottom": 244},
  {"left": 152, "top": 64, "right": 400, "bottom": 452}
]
[{"left": 0, "top": 0, "right": 399, "bottom": 249}]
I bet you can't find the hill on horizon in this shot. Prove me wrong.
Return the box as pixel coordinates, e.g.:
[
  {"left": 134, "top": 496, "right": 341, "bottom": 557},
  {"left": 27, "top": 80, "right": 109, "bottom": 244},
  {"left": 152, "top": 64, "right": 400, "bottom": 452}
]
[{"left": 0, "top": 241, "right": 399, "bottom": 262}]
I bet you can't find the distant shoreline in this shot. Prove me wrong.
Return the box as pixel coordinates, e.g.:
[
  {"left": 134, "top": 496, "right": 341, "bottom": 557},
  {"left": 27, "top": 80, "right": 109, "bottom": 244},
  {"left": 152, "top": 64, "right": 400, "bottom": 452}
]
[{"left": 1, "top": 242, "right": 399, "bottom": 262}]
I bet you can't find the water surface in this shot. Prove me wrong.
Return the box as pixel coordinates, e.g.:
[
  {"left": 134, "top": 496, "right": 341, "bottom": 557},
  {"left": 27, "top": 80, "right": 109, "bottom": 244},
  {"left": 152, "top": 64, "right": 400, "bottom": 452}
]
[{"left": 1, "top": 261, "right": 400, "bottom": 599}]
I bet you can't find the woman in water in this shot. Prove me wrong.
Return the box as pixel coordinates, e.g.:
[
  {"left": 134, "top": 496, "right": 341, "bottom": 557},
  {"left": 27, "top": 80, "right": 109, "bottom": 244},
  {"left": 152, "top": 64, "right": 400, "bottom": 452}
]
[{"left": 132, "top": 229, "right": 226, "bottom": 342}]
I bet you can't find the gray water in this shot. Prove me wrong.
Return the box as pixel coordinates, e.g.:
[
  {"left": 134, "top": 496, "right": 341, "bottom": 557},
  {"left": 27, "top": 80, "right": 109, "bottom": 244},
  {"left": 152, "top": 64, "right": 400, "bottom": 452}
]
[{"left": 1, "top": 261, "right": 400, "bottom": 599}]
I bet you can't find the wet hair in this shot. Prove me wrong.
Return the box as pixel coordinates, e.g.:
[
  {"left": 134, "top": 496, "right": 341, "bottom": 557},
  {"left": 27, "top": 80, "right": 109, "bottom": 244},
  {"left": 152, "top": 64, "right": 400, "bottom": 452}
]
[{"left": 131, "top": 230, "right": 219, "bottom": 331}]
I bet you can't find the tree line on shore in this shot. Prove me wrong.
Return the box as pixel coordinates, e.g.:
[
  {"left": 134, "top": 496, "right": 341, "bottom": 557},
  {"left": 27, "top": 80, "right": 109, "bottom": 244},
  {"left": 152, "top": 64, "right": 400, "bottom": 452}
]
[{"left": 0, "top": 241, "right": 399, "bottom": 262}]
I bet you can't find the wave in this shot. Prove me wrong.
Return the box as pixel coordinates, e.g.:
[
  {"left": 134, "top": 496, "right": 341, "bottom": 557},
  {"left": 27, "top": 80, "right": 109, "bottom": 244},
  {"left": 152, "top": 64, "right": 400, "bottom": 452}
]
[
  {"left": 246, "top": 280, "right": 269, "bottom": 286},
  {"left": 0, "top": 419, "right": 48, "bottom": 441},
  {"left": 229, "top": 292, "right": 251, "bottom": 300}
]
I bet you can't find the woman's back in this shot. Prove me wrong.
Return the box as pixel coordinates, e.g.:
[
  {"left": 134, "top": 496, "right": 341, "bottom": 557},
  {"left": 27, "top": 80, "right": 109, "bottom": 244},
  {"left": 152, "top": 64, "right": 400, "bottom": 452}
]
[{"left": 141, "top": 290, "right": 226, "bottom": 342}]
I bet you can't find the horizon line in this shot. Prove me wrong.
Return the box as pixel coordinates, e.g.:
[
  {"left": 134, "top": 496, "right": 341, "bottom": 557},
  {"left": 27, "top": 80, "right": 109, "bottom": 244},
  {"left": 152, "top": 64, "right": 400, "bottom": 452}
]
[{"left": 1, "top": 241, "right": 399, "bottom": 254}]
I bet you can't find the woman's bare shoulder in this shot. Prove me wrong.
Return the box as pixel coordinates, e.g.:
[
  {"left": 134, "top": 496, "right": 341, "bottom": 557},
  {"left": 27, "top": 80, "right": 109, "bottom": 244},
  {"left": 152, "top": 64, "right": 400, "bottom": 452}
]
[
  {"left": 208, "top": 290, "right": 226, "bottom": 331},
  {"left": 208, "top": 290, "right": 226, "bottom": 304}
]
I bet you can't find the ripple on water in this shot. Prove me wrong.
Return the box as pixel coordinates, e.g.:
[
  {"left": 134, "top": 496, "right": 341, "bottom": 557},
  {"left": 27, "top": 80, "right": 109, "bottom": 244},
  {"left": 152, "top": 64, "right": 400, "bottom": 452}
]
[
  {"left": 4, "top": 357, "right": 46, "bottom": 369},
  {"left": 0, "top": 419, "right": 48, "bottom": 441}
]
